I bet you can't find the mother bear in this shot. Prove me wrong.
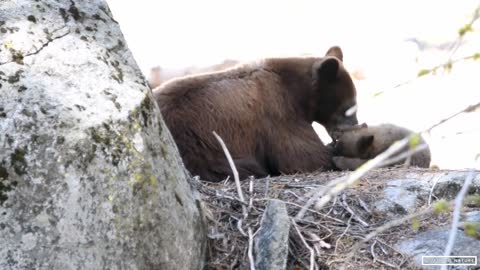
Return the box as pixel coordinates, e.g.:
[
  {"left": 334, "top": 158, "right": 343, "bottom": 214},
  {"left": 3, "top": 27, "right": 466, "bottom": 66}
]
[{"left": 153, "top": 46, "right": 358, "bottom": 182}]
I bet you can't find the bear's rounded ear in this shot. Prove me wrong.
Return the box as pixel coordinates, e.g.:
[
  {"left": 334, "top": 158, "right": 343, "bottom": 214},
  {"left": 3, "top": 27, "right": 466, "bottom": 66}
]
[
  {"left": 325, "top": 46, "right": 343, "bottom": 62},
  {"left": 313, "top": 57, "right": 340, "bottom": 82},
  {"left": 357, "top": 135, "right": 374, "bottom": 152},
  {"left": 359, "top": 123, "right": 368, "bottom": 129}
]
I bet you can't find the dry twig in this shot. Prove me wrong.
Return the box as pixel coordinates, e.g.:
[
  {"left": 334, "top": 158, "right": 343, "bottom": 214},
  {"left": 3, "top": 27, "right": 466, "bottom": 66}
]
[
  {"left": 425, "top": 101, "right": 480, "bottom": 134},
  {"left": 213, "top": 131, "right": 247, "bottom": 218},
  {"left": 296, "top": 135, "right": 411, "bottom": 220},
  {"left": 248, "top": 227, "right": 256, "bottom": 270},
  {"left": 334, "top": 216, "right": 353, "bottom": 256},
  {"left": 212, "top": 131, "right": 255, "bottom": 267},
  {"left": 441, "top": 169, "right": 476, "bottom": 270},
  {"left": 428, "top": 174, "right": 444, "bottom": 206},
  {"left": 371, "top": 240, "right": 398, "bottom": 269},
  {"left": 292, "top": 218, "right": 317, "bottom": 270},
  {"left": 378, "top": 143, "right": 429, "bottom": 168},
  {"left": 340, "top": 193, "right": 369, "bottom": 227}
]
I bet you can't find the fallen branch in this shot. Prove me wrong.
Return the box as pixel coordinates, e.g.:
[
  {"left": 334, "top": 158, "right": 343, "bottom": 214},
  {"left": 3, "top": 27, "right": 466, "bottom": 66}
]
[
  {"left": 295, "top": 176, "right": 346, "bottom": 220},
  {"left": 292, "top": 218, "right": 317, "bottom": 270},
  {"left": 339, "top": 205, "right": 435, "bottom": 267},
  {"left": 334, "top": 216, "right": 353, "bottom": 256},
  {"left": 340, "top": 193, "right": 369, "bottom": 227},
  {"left": 371, "top": 240, "right": 398, "bottom": 269}
]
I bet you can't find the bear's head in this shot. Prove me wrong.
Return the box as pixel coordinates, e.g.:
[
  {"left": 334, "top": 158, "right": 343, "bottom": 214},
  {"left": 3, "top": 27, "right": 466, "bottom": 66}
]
[
  {"left": 311, "top": 46, "right": 358, "bottom": 138},
  {"left": 332, "top": 124, "right": 375, "bottom": 159}
]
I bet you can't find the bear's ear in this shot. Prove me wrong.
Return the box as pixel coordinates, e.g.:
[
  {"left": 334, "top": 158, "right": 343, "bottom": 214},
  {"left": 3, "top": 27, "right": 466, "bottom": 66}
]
[
  {"left": 325, "top": 46, "right": 343, "bottom": 62},
  {"left": 357, "top": 135, "right": 374, "bottom": 153},
  {"left": 313, "top": 57, "right": 340, "bottom": 82},
  {"left": 358, "top": 123, "right": 368, "bottom": 129}
]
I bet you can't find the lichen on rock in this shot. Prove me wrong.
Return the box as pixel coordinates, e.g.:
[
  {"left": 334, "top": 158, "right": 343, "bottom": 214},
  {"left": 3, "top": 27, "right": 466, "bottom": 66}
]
[{"left": 0, "top": 1, "right": 206, "bottom": 269}]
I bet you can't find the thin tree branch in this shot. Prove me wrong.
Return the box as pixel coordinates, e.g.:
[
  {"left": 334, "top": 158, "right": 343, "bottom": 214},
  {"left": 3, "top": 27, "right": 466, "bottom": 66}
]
[
  {"left": 212, "top": 131, "right": 247, "bottom": 218},
  {"left": 441, "top": 170, "right": 476, "bottom": 270}
]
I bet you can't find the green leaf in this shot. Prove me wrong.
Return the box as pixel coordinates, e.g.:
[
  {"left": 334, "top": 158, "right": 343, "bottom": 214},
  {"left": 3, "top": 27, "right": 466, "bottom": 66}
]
[
  {"left": 472, "top": 53, "right": 480, "bottom": 61},
  {"left": 433, "top": 199, "right": 449, "bottom": 214},
  {"left": 411, "top": 217, "right": 420, "bottom": 232},
  {"left": 443, "top": 61, "right": 453, "bottom": 73},
  {"left": 464, "top": 222, "right": 480, "bottom": 238},
  {"left": 417, "top": 69, "right": 431, "bottom": 77},
  {"left": 409, "top": 134, "right": 421, "bottom": 148},
  {"left": 465, "top": 195, "right": 480, "bottom": 205},
  {"left": 373, "top": 91, "right": 384, "bottom": 97},
  {"left": 458, "top": 23, "right": 473, "bottom": 36}
]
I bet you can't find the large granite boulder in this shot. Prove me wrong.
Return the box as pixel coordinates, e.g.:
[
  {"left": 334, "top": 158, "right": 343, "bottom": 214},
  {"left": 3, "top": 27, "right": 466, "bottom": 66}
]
[{"left": 0, "top": 1, "right": 205, "bottom": 269}]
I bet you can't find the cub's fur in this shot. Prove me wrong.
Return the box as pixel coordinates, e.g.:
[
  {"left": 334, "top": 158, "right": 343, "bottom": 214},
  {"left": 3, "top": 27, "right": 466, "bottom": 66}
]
[
  {"left": 154, "top": 46, "right": 358, "bottom": 181},
  {"left": 331, "top": 123, "right": 431, "bottom": 170}
]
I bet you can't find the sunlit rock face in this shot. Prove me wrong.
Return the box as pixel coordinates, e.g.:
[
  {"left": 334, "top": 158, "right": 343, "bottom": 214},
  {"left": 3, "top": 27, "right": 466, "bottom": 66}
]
[{"left": 0, "top": 1, "right": 205, "bottom": 269}]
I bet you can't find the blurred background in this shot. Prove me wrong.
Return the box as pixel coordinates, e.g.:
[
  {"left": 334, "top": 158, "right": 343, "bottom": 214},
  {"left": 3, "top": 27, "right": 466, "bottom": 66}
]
[{"left": 107, "top": 0, "right": 480, "bottom": 169}]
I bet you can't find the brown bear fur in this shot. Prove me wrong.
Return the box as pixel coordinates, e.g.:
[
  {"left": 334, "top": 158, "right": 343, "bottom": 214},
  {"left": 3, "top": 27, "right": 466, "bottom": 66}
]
[
  {"left": 148, "top": 59, "right": 239, "bottom": 88},
  {"left": 153, "top": 46, "right": 358, "bottom": 182},
  {"left": 331, "top": 123, "right": 431, "bottom": 170}
]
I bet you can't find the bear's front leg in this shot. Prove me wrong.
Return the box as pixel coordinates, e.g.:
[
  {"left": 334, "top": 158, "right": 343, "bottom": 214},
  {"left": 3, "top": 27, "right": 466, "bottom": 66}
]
[
  {"left": 332, "top": 156, "right": 368, "bottom": 170},
  {"left": 269, "top": 125, "right": 334, "bottom": 174}
]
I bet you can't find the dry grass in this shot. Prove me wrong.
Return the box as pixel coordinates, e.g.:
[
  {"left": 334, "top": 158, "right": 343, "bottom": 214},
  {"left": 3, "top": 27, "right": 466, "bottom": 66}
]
[{"left": 192, "top": 168, "right": 471, "bottom": 270}]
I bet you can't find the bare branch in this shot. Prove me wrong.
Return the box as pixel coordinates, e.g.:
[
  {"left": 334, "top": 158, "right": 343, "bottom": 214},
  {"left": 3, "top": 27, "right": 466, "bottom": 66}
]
[
  {"left": 212, "top": 131, "right": 247, "bottom": 218},
  {"left": 378, "top": 143, "right": 429, "bottom": 168},
  {"left": 296, "top": 135, "right": 411, "bottom": 220},
  {"left": 292, "top": 218, "right": 317, "bottom": 270},
  {"left": 334, "top": 216, "right": 353, "bottom": 256},
  {"left": 428, "top": 174, "right": 443, "bottom": 206},
  {"left": 447, "top": 4, "right": 480, "bottom": 59},
  {"left": 441, "top": 170, "right": 476, "bottom": 270},
  {"left": 371, "top": 240, "right": 398, "bottom": 269},
  {"left": 340, "top": 193, "right": 369, "bottom": 227},
  {"left": 425, "top": 101, "right": 480, "bottom": 133},
  {"left": 248, "top": 227, "right": 256, "bottom": 270},
  {"left": 248, "top": 178, "right": 254, "bottom": 212}
]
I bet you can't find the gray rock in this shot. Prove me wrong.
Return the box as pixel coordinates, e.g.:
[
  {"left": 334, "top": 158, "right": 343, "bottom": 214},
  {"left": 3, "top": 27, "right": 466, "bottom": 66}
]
[
  {"left": 432, "top": 172, "right": 480, "bottom": 200},
  {"left": 373, "top": 172, "right": 480, "bottom": 216},
  {"left": 255, "top": 200, "right": 290, "bottom": 270},
  {"left": 0, "top": 1, "right": 205, "bottom": 269},
  {"left": 373, "top": 178, "right": 430, "bottom": 215},
  {"left": 396, "top": 229, "right": 480, "bottom": 270},
  {"left": 463, "top": 211, "right": 480, "bottom": 223}
]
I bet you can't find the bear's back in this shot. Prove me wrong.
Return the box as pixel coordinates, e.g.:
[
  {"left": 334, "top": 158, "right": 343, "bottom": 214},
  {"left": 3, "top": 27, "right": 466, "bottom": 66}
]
[
  {"left": 151, "top": 50, "right": 357, "bottom": 181},
  {"left": 153, "top": 57, "right": 318, "bottom": 134},
  {"left": 368, "top": 124, "right": 414, "bottom": 154},
  {"left": 370, "top": 124, "right": 431, "bottom": 167}
]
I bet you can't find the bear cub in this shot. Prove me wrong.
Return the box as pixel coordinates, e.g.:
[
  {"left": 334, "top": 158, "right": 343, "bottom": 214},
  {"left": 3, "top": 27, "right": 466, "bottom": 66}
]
[
  {"left": 331, "top": 123, "right": 431, "bottom": 170},
  {"left": 154, "top": 46, "right": 358, "bottom": 181}
]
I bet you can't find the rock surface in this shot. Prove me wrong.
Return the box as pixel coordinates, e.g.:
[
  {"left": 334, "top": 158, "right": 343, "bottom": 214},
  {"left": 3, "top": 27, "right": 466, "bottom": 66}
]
[
  {"left": 373, "top": 170, "right": 480, "bottom": 216},
  {"left": 0, "top": 1, "right": 205, "bottom": 269},
  {"left": 396, "top": 229, "right": 480, "bottom": 270},
  {"left": 254, "top": 200, "right": 290, "bottom": 270}
]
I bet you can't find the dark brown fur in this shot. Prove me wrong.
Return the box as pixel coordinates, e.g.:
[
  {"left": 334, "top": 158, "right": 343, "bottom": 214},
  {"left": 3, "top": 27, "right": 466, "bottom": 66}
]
[
  {"left": 331, "top": 123, "right": 431, "bottom": 170},
  {"left": 153, "top": 46, "right": 358, "bottom": 181}
]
